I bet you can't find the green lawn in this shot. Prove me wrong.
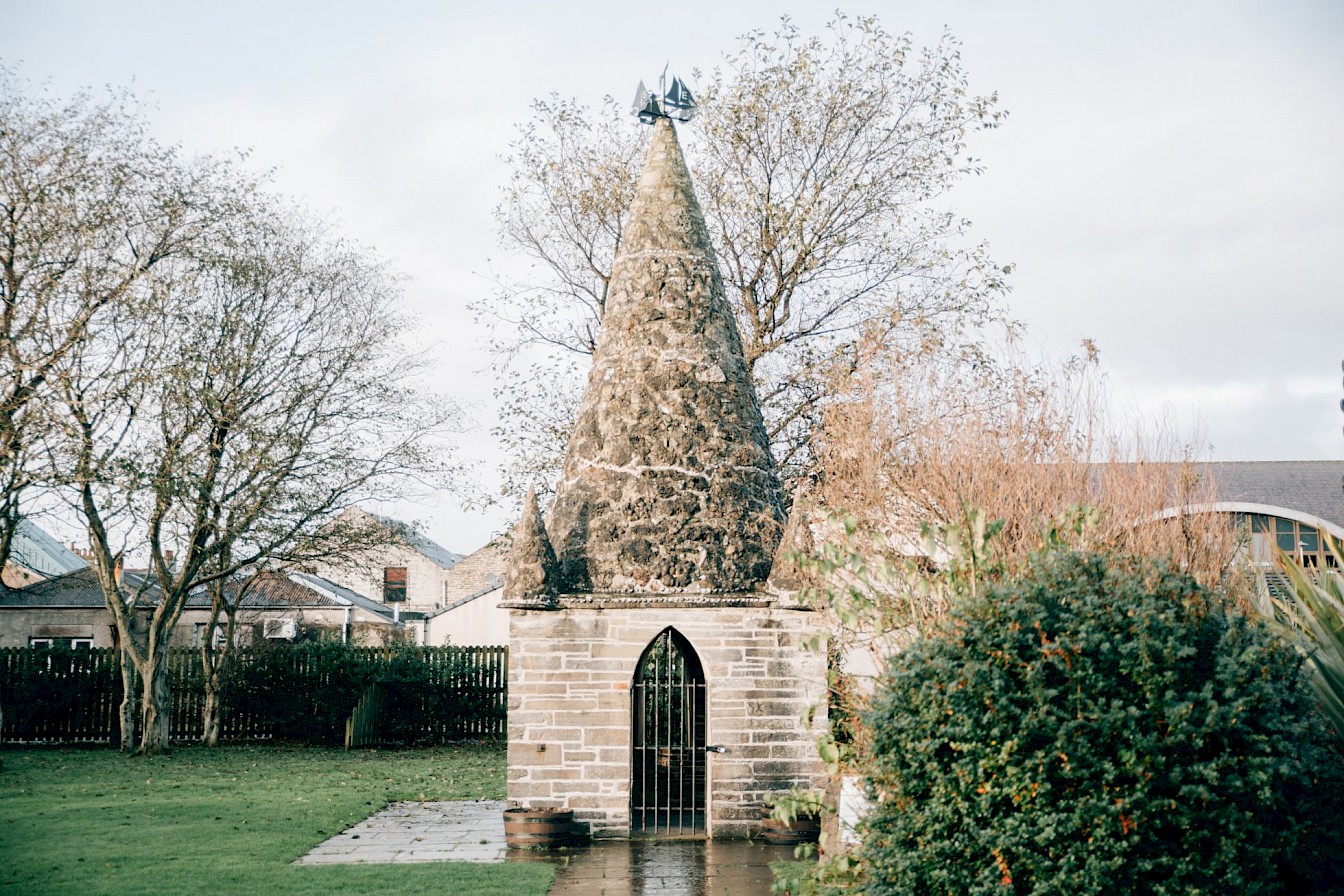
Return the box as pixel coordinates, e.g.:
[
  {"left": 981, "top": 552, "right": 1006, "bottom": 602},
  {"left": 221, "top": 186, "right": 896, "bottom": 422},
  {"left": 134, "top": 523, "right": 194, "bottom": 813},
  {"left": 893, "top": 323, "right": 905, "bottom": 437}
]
[{"left": 0, "top": 744, "right": 553, "bottom": 896}]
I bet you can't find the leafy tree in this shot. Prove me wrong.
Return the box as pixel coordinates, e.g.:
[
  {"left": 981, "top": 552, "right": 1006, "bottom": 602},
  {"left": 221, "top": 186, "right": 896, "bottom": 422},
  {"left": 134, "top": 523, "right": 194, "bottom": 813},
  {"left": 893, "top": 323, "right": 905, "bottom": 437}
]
[
  {"left": 857, "top": 550, "right": 1341, "bottom": 896},
  {"left": 481, "top": 13, "right": 1008, "bottom": 500}
]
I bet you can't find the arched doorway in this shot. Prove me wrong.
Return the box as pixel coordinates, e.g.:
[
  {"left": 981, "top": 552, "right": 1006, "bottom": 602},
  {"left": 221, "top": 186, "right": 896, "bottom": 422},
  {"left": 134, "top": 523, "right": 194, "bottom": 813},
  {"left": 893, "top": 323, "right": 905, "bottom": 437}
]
[{"left": 631, "top": 627, "right": 706, "bottom": 836}]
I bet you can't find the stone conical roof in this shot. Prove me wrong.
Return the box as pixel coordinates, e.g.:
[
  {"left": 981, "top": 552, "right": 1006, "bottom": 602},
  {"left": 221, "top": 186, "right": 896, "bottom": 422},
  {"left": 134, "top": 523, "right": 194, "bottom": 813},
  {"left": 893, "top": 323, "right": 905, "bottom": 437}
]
[
  {"left": 501, "top": 486, "right": 559, "bottom": 607},
  {"left": 767, "top": 484, "right": 817, "bottom": 594},
  {"left": 547, "top": 117, "right": 784, "bottom": 594}
]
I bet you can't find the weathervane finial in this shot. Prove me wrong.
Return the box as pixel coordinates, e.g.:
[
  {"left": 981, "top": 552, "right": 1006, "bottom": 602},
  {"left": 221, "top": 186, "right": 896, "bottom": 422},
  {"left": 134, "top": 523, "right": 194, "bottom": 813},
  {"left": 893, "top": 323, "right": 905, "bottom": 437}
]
[{"left": 631, "top": 68, "right": 696, "bottom": 124}]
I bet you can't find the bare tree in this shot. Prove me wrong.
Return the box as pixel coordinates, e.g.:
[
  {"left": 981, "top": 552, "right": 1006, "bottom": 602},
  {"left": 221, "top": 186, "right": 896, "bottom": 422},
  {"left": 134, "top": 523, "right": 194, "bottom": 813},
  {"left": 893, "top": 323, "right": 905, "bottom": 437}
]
[
  {"left": 61, "top": 204, "right": 458, "bottom": 754},
  {"left": 480, "top": 14, "right": 1009, "bottom": 500},
  {"left": 195, "top": 508, "right": 399, "bottom": 747},
  {"left": 0, "top": 68, "right": 245, "bottom": 575}
]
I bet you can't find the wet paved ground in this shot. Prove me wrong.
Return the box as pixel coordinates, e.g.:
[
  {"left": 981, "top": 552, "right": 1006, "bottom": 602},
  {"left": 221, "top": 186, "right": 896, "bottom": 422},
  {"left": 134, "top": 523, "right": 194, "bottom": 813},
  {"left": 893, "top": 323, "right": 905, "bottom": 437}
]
[
  {"left": 539, "top": 838, "right": 796, "bottom": 896},
  {"left": 296, "top": 800, "right": 799, "bottom": 894}
]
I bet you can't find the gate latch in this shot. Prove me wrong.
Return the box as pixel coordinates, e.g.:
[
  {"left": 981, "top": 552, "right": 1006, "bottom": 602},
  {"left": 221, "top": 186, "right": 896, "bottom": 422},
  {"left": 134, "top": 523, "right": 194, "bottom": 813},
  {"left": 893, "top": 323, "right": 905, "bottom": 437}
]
[{"left": 705, "top": 745, "right": 729, "bottom": 754}]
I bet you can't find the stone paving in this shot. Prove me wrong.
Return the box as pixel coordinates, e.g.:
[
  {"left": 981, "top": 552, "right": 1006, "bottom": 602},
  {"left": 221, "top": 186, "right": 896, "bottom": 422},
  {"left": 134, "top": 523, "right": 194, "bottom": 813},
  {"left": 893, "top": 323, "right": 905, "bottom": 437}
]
[
  {"left": 294, "top": 799, "right": 508, "bottom": 864},
  {"left": 295, "top": 800, "right": 800, "bottom": 894}
]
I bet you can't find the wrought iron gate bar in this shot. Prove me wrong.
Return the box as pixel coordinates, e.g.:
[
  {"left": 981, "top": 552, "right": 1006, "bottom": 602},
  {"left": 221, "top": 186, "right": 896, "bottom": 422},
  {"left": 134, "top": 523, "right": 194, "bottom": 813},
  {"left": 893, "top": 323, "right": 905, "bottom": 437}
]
[{"left": 631, "top": 628, "right": 706, "bottom": 836}]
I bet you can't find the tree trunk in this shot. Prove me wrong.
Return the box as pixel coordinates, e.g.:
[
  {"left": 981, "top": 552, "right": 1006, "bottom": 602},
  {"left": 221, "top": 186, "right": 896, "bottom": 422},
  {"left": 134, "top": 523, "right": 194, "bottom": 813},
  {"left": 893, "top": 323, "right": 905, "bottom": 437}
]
[
  {"left": 117, "top": 649, "right": 136, "bottom": 753},
  {"left": 201, "top": 671, "right": 222, "bottom": 747},
  {"left": 137, "top": 647, "right": 172, "bottom": 755},
  {"left": 199, "top": 603, "right": 238, "bottom": 747}
]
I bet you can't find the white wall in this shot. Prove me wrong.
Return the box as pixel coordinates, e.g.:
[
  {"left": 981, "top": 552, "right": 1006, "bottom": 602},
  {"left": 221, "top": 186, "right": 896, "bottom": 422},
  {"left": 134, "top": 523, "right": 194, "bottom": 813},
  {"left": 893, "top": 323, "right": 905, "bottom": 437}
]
[{"left": 423, "top": 588, "right": 509, "bottom": 647}]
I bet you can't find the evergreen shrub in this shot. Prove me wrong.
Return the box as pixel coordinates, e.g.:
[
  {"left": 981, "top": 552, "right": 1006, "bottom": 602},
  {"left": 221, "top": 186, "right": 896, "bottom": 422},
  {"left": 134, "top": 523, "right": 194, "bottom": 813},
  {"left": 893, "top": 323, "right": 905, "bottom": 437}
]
[
  {"left": 224, "top": 640, "right": 382, "bottom": 742},
  {"left": 862, "top": 551, "right": 1342, "bottom": 896}
]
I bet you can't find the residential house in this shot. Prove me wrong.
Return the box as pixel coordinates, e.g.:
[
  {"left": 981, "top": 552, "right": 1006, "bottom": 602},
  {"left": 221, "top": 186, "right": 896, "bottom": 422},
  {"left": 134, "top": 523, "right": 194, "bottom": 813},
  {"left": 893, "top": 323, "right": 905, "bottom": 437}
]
[
  {"left": 309, "top": 507, "right": 464, "bottom": 618},
  {"left": 421, "top": 538, "right": 510, "bottom": 646},
  {"left": 0, "top": 552, "right": 406, "bottom": 649},
  {"left": 0, "top": 565, "right": 109, "bottom": 648},
  {"left": 1, "top": 518, "right": 88, "bottom": 589},
  {"left": 182, "top": 571, "right": 406, "bottom": 647}
]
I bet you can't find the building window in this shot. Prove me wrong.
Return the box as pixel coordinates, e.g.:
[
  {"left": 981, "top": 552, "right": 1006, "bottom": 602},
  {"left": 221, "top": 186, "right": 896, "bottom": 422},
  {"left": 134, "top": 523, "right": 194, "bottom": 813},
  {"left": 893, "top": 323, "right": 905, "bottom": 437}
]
[
  {"left": 1241, "top": 513, "right": 1338, "bottom": 569},
  {"left": 29, "top": 637, "right": 92, "bottom": 649},
  {"left": 192, "top": 624, "right": 229, "bottom": 649},
  {"left": 383, "top": 566, "right": 408, "bottom": 603}
]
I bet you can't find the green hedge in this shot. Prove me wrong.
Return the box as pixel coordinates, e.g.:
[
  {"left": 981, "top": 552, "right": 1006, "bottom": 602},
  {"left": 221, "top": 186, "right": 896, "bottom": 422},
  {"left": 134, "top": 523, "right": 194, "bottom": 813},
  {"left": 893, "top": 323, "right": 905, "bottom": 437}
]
[
  {"left": 861, "top": 551, "right": 1344, "bottom": 895},
  {"left": 221, "top": 640, "right": 385, "bottom": 742}
]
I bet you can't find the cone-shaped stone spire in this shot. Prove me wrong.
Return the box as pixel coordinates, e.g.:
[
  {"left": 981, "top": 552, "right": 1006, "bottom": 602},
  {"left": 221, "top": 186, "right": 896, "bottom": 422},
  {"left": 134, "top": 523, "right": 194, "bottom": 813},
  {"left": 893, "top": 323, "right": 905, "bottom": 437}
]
[
  {"left": 768, "top": 485, "right": 817, "bottom": 594},
  {"left": 547, "top": 117, "right": 784, "bottom": 594},
  {"left": 502, "top": 486, "right": 560, "bottom": 607}
]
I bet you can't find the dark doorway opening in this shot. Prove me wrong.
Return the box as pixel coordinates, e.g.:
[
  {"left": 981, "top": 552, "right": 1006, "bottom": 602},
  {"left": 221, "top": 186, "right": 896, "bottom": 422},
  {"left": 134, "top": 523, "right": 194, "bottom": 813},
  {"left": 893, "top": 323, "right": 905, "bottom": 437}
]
[{"left": 631, "top": 627, "right": 706, "bottom": 836}]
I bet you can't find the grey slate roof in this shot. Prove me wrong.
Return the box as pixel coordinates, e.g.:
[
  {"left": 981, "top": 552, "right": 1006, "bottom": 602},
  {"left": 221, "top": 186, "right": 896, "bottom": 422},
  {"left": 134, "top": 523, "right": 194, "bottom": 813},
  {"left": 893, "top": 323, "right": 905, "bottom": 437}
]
[
  {"left": 1, "top": 567, "right": 394, "bottom": 623},
  {"left": 1197, "top": 461, "right": 1344, "bottom": 526},
  {"left": 286, "top": 571, "right": 397, "bottom": 620},
  {"left": 369, "top": 512, "right": 464, "bottom": 570},
  {"left": 0, "top": 566, "right": 108, "bottom": 607},
  {"left": 9, "top": 519, "right": 89, "bottom": 577}
]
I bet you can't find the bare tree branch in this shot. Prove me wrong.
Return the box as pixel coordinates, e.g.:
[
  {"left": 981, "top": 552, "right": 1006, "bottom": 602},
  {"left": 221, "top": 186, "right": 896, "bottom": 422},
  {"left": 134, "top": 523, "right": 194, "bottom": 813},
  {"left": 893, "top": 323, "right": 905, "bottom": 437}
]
[{"left": 476, "top": 15, "right": 1011, "bottom": 502}]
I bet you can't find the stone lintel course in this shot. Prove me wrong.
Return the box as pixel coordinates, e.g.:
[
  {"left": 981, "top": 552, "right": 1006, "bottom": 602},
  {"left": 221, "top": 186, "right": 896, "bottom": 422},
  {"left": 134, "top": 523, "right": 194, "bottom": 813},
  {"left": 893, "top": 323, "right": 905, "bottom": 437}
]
[{"left": 508, "top": 601, "right": 827, "bottom": 839}]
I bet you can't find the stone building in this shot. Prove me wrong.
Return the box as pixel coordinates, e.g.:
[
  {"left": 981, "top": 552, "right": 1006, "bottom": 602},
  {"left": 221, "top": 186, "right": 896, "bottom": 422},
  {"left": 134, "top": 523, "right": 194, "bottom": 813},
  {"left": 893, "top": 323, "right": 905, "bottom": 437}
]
[
  {"left": 310, "top": 507, "right": 464, "bottom": 616},
  {"left": 503, "top": 117, "right": 829, "bottom": 839}
]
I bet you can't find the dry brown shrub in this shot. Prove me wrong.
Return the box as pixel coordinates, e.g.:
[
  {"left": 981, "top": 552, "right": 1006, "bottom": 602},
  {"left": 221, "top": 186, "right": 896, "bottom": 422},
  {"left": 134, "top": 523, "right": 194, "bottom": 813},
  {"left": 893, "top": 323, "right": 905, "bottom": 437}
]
[{"left": 802, "top": 333, "right": 1247, "bottom": 685}]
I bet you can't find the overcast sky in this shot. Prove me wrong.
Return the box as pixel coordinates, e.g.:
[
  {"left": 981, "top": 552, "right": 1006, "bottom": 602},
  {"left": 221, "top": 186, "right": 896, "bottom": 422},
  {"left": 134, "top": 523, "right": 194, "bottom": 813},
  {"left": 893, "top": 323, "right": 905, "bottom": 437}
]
[{"left": 3, "top": 0, "right": 1341, "bottom": 552}]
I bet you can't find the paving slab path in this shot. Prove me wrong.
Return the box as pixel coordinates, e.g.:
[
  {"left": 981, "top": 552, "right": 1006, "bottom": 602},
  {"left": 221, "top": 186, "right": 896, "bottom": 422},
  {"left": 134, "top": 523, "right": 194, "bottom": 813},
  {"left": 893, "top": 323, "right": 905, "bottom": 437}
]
[
  {"left": 296, "top": 800, "right": 801, "bottom": 894},
  {"left": 295, "top": 799, "right": 509, "bottom": 865}
]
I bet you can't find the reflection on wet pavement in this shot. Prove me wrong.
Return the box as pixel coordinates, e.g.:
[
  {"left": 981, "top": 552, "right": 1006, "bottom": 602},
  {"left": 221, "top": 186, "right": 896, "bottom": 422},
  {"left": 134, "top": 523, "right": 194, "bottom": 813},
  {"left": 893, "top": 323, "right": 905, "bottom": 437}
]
[
  {"left": 523, "top": 838, "right": 799, "bottom": 896},
  {"left": 295, "top": 799, "right": 802, "bottom": 894}
]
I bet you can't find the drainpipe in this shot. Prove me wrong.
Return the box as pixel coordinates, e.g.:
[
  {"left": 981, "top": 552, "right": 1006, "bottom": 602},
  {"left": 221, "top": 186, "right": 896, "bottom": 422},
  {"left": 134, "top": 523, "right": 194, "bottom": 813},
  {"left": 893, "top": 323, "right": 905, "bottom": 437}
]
[{"left": 343, "top": 606, "right": 351, "bottom": 644}]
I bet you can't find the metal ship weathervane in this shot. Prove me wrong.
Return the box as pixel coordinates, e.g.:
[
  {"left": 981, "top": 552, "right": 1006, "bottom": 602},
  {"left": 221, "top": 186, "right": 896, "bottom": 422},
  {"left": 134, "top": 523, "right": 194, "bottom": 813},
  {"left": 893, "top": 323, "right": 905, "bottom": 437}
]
[{"left": 632, "top": 67, "right": 696, "bottom": 124}]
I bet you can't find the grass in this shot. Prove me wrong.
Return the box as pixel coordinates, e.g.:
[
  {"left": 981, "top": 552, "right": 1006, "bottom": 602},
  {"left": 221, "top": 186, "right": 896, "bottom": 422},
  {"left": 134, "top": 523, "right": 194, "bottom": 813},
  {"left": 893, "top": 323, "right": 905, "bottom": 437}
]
[{"left": 0, "top": 743, "right": 554, "bottom": 896}]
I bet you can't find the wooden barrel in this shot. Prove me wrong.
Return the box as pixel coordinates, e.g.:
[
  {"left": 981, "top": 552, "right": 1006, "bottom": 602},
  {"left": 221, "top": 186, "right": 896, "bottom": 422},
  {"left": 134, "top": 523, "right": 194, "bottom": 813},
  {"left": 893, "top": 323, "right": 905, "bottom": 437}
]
[
  {"left": 504, "top": 806, "right": 575, "bottom": 848},
  {"left": 759, "top": 804, "right": 821, "bottom": 844}
]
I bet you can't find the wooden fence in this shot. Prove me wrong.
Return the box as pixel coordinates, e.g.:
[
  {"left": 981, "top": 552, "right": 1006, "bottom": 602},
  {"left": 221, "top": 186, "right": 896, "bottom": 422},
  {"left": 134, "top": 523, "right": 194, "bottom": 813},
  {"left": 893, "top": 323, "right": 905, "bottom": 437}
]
[
  {"left": 0, "top": 644, "right": 507, "bottom": 746},
  {"left": 345, "top": 683, "right": 384, "bottom": 749}
]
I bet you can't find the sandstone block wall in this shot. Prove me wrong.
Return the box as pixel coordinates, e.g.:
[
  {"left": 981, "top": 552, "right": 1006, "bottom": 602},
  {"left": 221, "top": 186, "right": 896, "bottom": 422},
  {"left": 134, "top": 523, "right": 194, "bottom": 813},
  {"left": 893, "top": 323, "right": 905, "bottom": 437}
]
[{"left": 507, "top": 599, "right": 828, "bottom": 839}]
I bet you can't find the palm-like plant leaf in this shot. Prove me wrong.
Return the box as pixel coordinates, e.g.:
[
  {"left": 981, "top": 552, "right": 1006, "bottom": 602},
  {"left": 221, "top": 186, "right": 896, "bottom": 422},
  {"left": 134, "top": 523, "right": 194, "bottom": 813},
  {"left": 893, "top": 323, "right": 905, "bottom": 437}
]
[{"left": 1260, "top": 533, "right": 1344, "bottom": 740}]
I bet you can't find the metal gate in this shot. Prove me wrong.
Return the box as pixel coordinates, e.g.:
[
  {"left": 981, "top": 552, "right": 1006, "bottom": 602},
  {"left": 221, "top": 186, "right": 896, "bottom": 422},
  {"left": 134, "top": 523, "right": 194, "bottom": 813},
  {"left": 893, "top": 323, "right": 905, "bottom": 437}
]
[{"left": 631, "top": 628, "right": 706, "bottom": 836}]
